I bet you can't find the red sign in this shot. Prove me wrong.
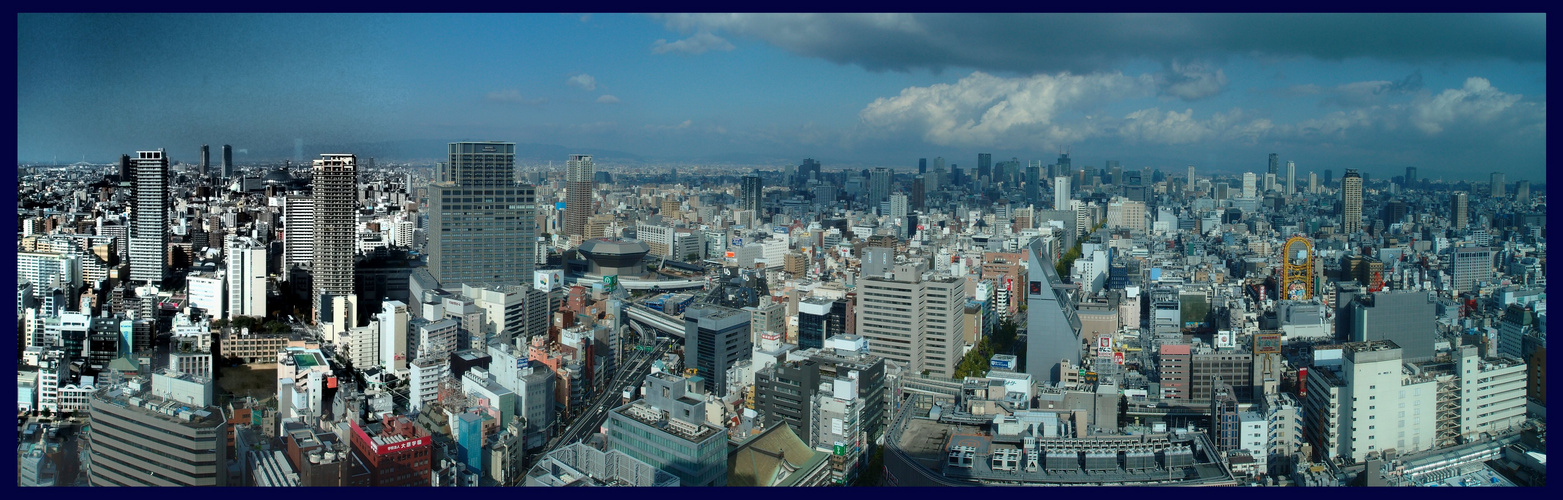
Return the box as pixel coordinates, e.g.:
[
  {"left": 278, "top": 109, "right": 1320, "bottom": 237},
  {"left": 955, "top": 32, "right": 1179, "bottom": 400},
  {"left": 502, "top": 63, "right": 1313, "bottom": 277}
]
[
  {"left": 380, "top": 436, "right": 430, "bottom": 453},
  {"left": 1114, "top": 352, "right": 1125, "bottom": 365},
  {"left": 1297, "top": 368, "right": 1308, "bottom": 397}
]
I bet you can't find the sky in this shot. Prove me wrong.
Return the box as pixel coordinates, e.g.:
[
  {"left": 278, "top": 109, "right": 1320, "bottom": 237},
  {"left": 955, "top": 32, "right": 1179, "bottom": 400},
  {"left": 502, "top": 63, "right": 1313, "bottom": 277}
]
[{"left": 16, "top": 13, "right": 1547, "bottom": 181}]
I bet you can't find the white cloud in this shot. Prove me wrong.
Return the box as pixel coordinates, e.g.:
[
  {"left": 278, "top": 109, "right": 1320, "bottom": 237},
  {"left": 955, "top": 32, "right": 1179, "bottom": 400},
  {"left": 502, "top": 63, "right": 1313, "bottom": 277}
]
[
  {"left": 596, "top": 94, "right": 620, "bottom": 104},
  {"left": 858, "top": 71, "right": 1154, "bottom": 148},
  {"left": 651, "top": 32, "right": 735, "bottom": 55},
  {"left": 1119, "top": 108, "right": 1211, "bottom": 144},
  {"left": 646, "top": 119, "right": 694, "bottom": 132},
  {"left": 1412, "top": 77, "right": 1521, "bottom": 134},
  {"left": 485, "top": 89, "right": 542, "bottom": 104},
  {"left": 566, "top": 74, "right": 597, "bottom": 91}
]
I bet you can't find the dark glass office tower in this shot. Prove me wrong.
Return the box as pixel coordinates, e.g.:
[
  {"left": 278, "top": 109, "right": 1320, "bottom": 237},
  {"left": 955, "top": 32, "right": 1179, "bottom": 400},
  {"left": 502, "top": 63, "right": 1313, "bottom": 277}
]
[
  {"left": 427, "top": 142, "right": 538, "bottom": 287},
  {"left": 740, "top": 175, "right": 762, "bottom": 214}
]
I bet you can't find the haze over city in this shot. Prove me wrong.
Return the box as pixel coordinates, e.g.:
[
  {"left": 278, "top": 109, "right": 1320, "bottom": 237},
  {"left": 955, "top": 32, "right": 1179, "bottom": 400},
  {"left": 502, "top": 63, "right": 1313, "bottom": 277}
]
[{"left": 17, "top": 13, "right": 1546, "bottom": 180}]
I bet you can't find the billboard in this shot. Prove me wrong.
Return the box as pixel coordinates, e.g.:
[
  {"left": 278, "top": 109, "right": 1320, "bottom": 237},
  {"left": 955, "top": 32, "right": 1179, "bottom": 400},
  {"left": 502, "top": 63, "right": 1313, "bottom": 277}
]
[
  {"left": 1254, "top": 332, "right": 1282, "bottom": 354},
  {"left": 1114, "top": 352, "right": 1125, "bottom": 365},
  {"left": 555, "top": 201, "right": 567, "bottom": 210},
  {"left": 534, "top": 270, "right": 564, "bottom": 292},
  {"left": 602, "top": 275, "right": 619, "bottom": 292},
  {"left": 1216, "top": 330, "right": 1235, "bottom": 349},
  {"left": 989, "top": 355, "right": 1017, "bottom": 371},
  {"left": 1097, "top": 335, "right": 1113, "bottom": 357}
]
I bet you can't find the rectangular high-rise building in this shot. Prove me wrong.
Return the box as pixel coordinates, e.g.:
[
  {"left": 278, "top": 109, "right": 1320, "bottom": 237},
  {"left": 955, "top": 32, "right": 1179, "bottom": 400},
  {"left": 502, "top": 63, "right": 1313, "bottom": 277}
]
[
  {"left": 977, "top": 153, "right": 992, "bottom": 183},
  {"left": 563, "top": 154, "right": 593, "bottom": 238},
  {"left": 683, "top": 305, "right": 752, "bottom": 390},
  {"left": 918, "top": 158, "right": 927, "bottom": 174},
  {"left": 1267, "top": 153, "right": 1279, "bottom": 177},
  {"left": 1490, "top": 172, "right": 1506, "bottom": 198},
  {"left": 1053, "top": 176, "right": 1070, "bottom": 211},
  {"left": 427, "top": 142, "right": 537, "bottom": 287},
  {"left": 1452, "top": 246, "right": 1493, "bottom": 292},
  {"left": 129, "top": 150, "right": 168, "bottom": 286},
  {"left": 199, "top": 144, "right": 210, "bottom": 177},
  {"left": 740, "top": 175, "right": 762, "bottom": 214},
  {"left": 1285, "top": 160, "right": 1296, "bottom": 196},
  {"left": 284, "top": 195, "right": 314, "bottom": 269},
  {"left": 1404, "top": 166, "right": 1417, "bottom": 187},
  {"left": 855, "top": 267, "right": 965, "bottom": 378},
  {"left": 1515, "top": 180, "right": 1530, "bottom": 203},
  {"left": 868, "top": 167, "right": 891, "bottom": 207},
  {"left": 1340, "top": 169, "right": 1362, "bottom": 234},
  {"left": 1242, "top": 172, "right": 1257, "bottom": 198},
  {"left": 221, "top": 144, "right": 233, "bottom": 178},
  {"left": 226, "top": 236, "right": 267, "bottom": 319},
  {"left": 312, "top": 154, "right": 358, "bottom": 322},
  {"left": 1451, "top": 191, "right": 1469, "bottom": 229},
  {"left": 1025, "top": 161, "right": 1041, "bottom": 205}
]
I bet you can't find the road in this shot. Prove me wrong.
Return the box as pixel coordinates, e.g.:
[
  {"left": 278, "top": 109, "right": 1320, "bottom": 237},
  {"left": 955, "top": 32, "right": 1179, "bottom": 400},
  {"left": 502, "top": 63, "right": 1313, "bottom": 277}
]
[{"left": 516, "top": 336, "right": 675, "bottom": 482}]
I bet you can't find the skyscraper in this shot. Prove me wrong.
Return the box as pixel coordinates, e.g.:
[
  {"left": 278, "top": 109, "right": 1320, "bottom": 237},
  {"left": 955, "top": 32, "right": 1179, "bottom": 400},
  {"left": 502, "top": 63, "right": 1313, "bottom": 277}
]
[
  {"left": 226, "top": 235, "right": 267, "bottom": 319},
  {"left": 1187, "top": 165, "right": 1196, "bottom": 185},
  {"left": 1515, "top": 180, "right": 1530, "bottom": 203},
  {"left": 1024, "top": 162, "right": 1041, "bottom": 205},
  {"left": 564, "top": 154, "right": 593, "bottom": 238},
  {"left": 221, "top": 144, "right": 232, "bottom": 178},
  {"left": 1490, "top": 172, "right": 1506, "bottom": 198},
  {"left": 312, "top": 154, "right": 357, "bottom": 321},
  {"left": 129, "top": 150, "right": 168, "bottom": 286},
  {"left": 1451, "top": 191, "right": 1469, "bottom": 229},
  {"left": 740, "top": 175, "right": 762, "bottom": 214},
  {"left": 910, "top": 175, "right": 926, "bottom": 211},
  {"left": 1405, "top": 166, "right": 1418, "bottom": 188},
  {"left": 1285, "top": 160, "right": 1296, "bottom": 196},
  {"left": 977, "top": 153, "right": 992, "bottom": 184},
  {"left": 1053, "top": 176, "right": 1071, "bottom": 211},
  {"left": 918, "top": 158, "right": 927, "bottom": 174},
  {"left": 1056, "top": 152, "right": 1071, "bottom": 180},
  {"left": 856, "top": 269, "right": 965, "bottom": 378},
  {"left": 1323, "top": 169, "right": 1333, "bottom": 187},
  {"left": 1340, "top": 169, "right": 1362, "bottom": 234},
  {"left": 868, "top": 167, "right": 891, "bottom": 207},
  {"left": 199, "top": 144, "right": 209, "bottom": 178},
  {"left": 284, "top": 195, "right": 314, "bottom": 269},
  {"left": 1242, "top": 172, "right": 1257, "bottom": 198},
  {"left": 1268, "top": 153, "right": 1279, "bottom": 177},
  {"left": 428, "top": 142, "right": 537, "bottom": 287},
  {"left": 1309, "top": 171, "right": 1319, "bottom": 194}
]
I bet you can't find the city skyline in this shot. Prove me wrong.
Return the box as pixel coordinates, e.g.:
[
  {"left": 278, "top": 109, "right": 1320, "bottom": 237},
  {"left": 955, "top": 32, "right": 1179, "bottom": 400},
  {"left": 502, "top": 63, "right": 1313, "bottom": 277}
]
[{"left": 17, "top": 13, "right": 1546, "bottom": 181}]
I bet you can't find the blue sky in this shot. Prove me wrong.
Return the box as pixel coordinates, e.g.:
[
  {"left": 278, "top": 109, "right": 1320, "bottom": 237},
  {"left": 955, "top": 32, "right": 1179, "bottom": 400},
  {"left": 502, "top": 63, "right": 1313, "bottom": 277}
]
[{"left": 16, "top": 13, "right": 1546, "bottom": 181}]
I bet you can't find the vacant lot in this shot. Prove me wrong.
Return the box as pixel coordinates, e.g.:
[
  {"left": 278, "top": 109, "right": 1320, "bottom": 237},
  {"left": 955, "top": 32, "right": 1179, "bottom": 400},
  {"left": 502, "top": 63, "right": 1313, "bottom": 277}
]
[{"left": 217, "top": 365, "right": 278, "bottom": 400}]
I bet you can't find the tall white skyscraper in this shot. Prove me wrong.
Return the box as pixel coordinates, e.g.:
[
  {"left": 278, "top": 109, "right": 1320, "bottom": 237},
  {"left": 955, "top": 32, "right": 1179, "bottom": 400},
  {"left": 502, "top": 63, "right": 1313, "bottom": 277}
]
[
  {"left": 1242, "top": 172, "right": 1257, "bottom": 198},
  {"left": 129, "top": 150, "right": 168, "bottom": 286},
  {"left": 1053, "top": 176, "right": 1071, "bottom": 211},
  {"left": 312, "top": 154, "right": 358, "bottom": 322},
  {"left": 1286, "top": 160, "right": 1297, "bottom": 196},
  {"left": 284, "top": 195, "right": 314, "bottom": 269},
  {"left": 1308, "top": 171, "right": 1319, "bottom": 194},
  {"left": 888, "top": 193, "right": 909, "bottom": 218},
  {"left": 226, "top": 235, "right": 267, "bottom": 319}
]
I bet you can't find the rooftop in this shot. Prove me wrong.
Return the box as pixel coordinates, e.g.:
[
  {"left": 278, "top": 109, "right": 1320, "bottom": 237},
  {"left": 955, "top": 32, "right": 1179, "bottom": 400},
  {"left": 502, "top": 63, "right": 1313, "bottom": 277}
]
[{"left": 615, "top": 400, "right": 723, "bottom": 443}]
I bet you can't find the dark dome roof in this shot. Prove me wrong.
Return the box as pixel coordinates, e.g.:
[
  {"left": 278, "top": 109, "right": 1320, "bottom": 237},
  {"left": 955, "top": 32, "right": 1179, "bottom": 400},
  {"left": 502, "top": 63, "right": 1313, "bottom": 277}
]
[{"left": 262, "top": 167, "right": 296, "bottom": 184}]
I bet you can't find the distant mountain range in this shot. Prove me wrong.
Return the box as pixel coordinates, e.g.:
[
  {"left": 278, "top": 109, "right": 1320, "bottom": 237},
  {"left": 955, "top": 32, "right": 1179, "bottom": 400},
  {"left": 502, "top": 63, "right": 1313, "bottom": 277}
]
[{"left": 237, "top": 139, "right": 649, "bottom": 164}]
